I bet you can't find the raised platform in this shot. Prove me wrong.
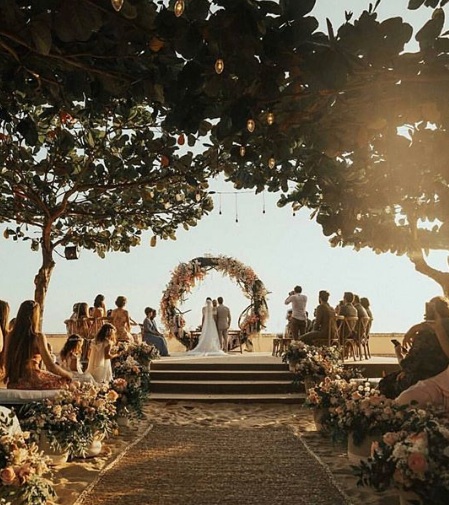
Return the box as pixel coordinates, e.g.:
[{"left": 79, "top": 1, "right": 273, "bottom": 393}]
[{"left": 149, "top": 353, "right": 399, "bottom": 404}]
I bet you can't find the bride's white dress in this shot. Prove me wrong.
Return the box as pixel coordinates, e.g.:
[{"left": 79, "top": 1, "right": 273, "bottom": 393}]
[{"left": 188, "top": 300, "right": 226, "bottom": 356}]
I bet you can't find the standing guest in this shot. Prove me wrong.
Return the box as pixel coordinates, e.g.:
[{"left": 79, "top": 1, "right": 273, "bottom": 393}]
[
  {"left": 0, "top": 300, "right": 10, "bottom": 378},
  {"left": 216, "top": 297, "right": 231, "bottom": 351},
  {"left": 142, "top": 308, "right": 170, "bottom": 356},
  {"left": 300, "top": 290, "right": 336, "bottom": 346},
  {"left": 109, "top": 296, "right": 135, "bottom": 343},
  {"left": 284, "top": 286, "right": 308, "bottom": 339},
  {"left": 5, "top": 300, "right": 72, "bottom": 389},
  {"left": 86, "top": 323, "right": 119, "bottom": 383},
  {"left": 89, "top": 294, "right": 107, "bottom": 338}
]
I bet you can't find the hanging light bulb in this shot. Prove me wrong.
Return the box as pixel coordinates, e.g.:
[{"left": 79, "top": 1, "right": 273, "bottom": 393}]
[
  {"left": 215, "top": 58, "right": 224, "bottom": 74},
  {"left": 268, "top": 156, "right": 276, "bottom": 169},
  {"left": 111, "top": 0, "right": 124, "bottom": 11},
  {"left": 267, "top": 112, "right": 275, "bottom": 125},
  {"left": 174, "top": 0, "right": 185, "bottom": 17},
  {"left": 195, "top": 192, "right": 201, "bottom": 202},
  {"left": 239, "top": 146, "right": 246, "bottom": 157},
  {"left": 247, "top": 119, "right": 255, "bottom": 133}
]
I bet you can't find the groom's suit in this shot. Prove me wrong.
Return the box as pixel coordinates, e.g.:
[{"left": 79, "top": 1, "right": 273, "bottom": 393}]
[{"left": 216, "top": 303, "right": 231, "bottom": 351}]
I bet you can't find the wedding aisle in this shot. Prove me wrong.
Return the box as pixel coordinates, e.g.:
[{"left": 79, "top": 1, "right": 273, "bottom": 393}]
[
  {"left": 73, "top": 421, "right": 349, "bottom": 505},
  {"left": 52, "top": 402, "right": 398, "bottom": 505}
]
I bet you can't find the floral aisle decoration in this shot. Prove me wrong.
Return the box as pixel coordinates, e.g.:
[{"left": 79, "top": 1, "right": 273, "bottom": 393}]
[
  {"left": 110, "top": 377, "right": 145, "bottom": 420},
  {"left": 112, "top": 354, "right": 151, "bottom": 394},
  {"left": 330, "top": 380, "right": 412, "bottom": 447},
  {"left": 355, "top": 410, "right": 449, "bottom": 505},
  {"left": 0, "top": 424, "right": 55, "bottom": 505},
  {"left": 116, "top": 341, "right": 159, "bottom": 369},
  {"left": 282, "top": 342, "right": 341, "bottom": 381},
  {"left": 160, "top": 255, "right": 269, "bottom": 338},
  {"left": 19, "top": 382, "right": 118, "bottom": 459}
]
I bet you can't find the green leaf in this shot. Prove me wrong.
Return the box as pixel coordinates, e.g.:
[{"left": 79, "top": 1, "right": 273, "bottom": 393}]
[
  {"left": 30, "top": 13, "right": 52, "bottom": 55},
  {"left": 408, "top": 0, "right": 425, "bottom": 8}
]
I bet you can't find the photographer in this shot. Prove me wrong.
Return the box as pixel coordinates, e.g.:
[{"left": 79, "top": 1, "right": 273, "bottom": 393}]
[
  {"left": 379, "top": 296, "right": 449, "bottom": 399},
  {"left": 284, "top": 286, "right": 308, "bottom": 339}
]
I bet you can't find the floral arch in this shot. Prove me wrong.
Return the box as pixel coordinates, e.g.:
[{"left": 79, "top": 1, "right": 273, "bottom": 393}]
[{"left": 160, "top": 255, "right": 269, "bottom": 337}]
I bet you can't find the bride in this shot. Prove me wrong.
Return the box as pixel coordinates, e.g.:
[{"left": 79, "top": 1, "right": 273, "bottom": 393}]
[{"left": 188, "top": 298, "right": 226, "bottom": 356}]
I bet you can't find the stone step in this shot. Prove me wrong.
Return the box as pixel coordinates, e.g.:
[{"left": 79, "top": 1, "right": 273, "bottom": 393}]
[
  {"left": 150, "top": 361, "right": 288, "bottom": 371},
  {"left": 150, "top": 370, "right": 293, "bottom": 381},
  {"left": 148, "top": 392, "right": 305, "bottom": 404},
  {"left": 150, "top": 379, "right": 299, "bottom": 395}
]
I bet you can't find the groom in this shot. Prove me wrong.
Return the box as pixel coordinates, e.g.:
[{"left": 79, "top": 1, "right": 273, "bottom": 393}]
[{"left": 216, "top": 297, "right": 231, "bottom": 351}]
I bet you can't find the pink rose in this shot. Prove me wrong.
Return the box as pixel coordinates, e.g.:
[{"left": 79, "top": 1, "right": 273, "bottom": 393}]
[
  {"left": 408, "top": 452, "right": 428, "bottom": 474},
  {"left": 1, "top": 467, "right": 17, "bottom": 485}
]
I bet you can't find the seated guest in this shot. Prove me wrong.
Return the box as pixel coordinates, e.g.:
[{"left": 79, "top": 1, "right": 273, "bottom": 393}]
[
  {"left": 64, "top": 302, "right": 92, "bottom": 364},
  {"left": 5, "top": 300, "right": 72, "bottom": 389},
  {"left": 339, "top": 292, "right": 357, "bottom": 318},
  {"left": 172, "top": 312, "right": 193, "bottom": 350},
  {"left": 379, "top": 296, "right": 449, "bottom": 399},
  {"left": 0, "top": 300, "right": 10, "bottom": 379},
  {"left": 142, "top": 307, "right": 169, "bottom": 356},
  {"left": 360, "top": 297, "right": 373, "bottom": 320},
  {"left": 353, "top": 294, "right": 369, "bottom": 319},
  {"left": 300, "top": 290, "right": 336, "bottom": 346},
  {"left": 396, "top": 309, "right": 449, "bottom": 411},
  {"left": 109, "top": 296, "right": 135, "bottom": 343},
  {"left": 60, "top": 334, "right": 94, "bottom": 382},
  {"left": 86, "top": 323, "right": 119, "bottom": 383}
]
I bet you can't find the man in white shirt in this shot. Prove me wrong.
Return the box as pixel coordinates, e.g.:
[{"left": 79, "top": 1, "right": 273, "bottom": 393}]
[{"left": 284, "top": 286, "right": 308, "bottom": 339}]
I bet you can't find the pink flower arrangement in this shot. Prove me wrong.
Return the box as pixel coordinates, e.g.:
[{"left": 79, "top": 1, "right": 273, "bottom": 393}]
[
  {"left": 355, "top": 409, "right": 449, "bottom": 504},
  {"left": 0, "top": 428, "right": 55, "bottom": 504}
]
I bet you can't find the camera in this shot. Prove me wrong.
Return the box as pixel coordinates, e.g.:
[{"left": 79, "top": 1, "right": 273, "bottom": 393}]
[{"left": 425, "top": 302, "right": 436, "bottom": 321}]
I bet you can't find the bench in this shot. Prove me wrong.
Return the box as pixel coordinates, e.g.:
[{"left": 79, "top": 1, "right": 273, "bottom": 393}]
[{"left": 0, "top": 389, "right": 61, "bottom": 405}]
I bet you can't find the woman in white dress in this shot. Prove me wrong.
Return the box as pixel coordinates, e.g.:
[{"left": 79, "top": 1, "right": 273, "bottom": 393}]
[
  {"left": 86, "top": 323, "right": 119, "bottom": 383},
  {"left": 188, "top": 298, "right": 226, "bottom": 356}
]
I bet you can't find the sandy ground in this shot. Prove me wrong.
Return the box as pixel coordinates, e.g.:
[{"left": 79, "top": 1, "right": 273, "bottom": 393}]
[{"left": 49, "top": 401, "right": 398, "bottom": 505}]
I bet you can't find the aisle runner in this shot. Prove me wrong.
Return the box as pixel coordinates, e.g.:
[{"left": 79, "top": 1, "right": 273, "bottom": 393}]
[{"left": 76, "top": 424, "right": 350, "bottom": 505}]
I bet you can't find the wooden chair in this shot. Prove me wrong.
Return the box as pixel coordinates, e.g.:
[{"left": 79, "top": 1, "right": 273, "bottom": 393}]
[
  {"left": 341, "top": 316, "right": 359, "bottom": 361},
  {"left": 278, "top": 338, "right": 293, "bottom": 355},
  {"left": 272, "top": 335, "right": 282, "bottom": 356},
  {"left": 357, "top": 316, "right": 371, "bottom": 360}
]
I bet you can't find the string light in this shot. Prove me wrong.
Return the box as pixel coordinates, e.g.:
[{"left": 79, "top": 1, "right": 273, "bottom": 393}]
[
  {"left": 111, "top": 0, "right": 124, "bottom": 11},
  {"left": 215, "top": 58, "right": 224, "bottom": 74},
  {"left": 246, "top": 119, "right": 255, "bottom": 133},
  {"left": 239, "top": 145, "right": 246, "bottom": 157},
  {"left": 174, "top": 0, "right": 185, "bottom": 17},
  {"left": 268, "top": 156, "right": 276, "bottom": 169},
  {"left": 235, "top": 193, "right": 239, "bottom": 223},
  {"left": 262, "top": 191, "right": 266, "bottom": 214},
  {"left": 267, "top": 112, "right": 275, "bottom": 125}
]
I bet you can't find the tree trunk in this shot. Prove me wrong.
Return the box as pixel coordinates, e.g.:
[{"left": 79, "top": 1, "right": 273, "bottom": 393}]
[
  {"left": 408, "top": 250, "right": 449, "bottom": 296},
  {"left": 34, "top": 241, "right": 55, "bottom": 330}
]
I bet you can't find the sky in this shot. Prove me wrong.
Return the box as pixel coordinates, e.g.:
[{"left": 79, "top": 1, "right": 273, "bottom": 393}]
[{"left": 2, "top": 0, "right": 449, "bottom": 335}]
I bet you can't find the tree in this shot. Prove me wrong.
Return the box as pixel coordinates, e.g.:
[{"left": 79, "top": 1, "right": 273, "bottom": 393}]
[
  {"left": 0, "top": 97, "right": 213, "bottom": 316},
  {"left": 270, "top": 2, "right": 449, "bottom": 294}
]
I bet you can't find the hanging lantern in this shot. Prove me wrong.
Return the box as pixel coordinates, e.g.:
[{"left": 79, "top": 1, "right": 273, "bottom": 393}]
[
  {"left": 174, "top": 0, "right": 185, "bottom": 17},
  {"left": 111, "top": 0, "right": 124, "bottom": 11},
  {"left": 150, "top": 236, "right": 157, "bottom": 247},
  {"left": 239, "top": 146, "right": 246, "bottom": 157},
  {"left": 215, "top": 58, "right": 224, "bottom": 74},
  {"left": 195, "top": 192, "right": 201, "bottom": 202},
  {"left": 268, "top": 156, "right": 276, "bottom": 169},
  {"left": 247, "top": 119, "right": 255, "bottom": 133},
  {"left": 267, "top": 112, "right": 275, "bottom": 125},
  {"left": 175, "top": 193, "right": 183, "bottom": 202}
]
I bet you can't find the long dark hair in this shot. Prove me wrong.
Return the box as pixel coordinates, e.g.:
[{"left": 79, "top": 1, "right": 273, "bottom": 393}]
[
  {"left": 5, "top": 300, "right": 40, "bottom": 384},
  {"left": 94, "top": 295, "right": 105, "bottom": 308},
  {"left": 0, "top": 300, "right": 10, "bottom": 337},
  {"left": 95, "top": 323, "right": 116, "bottom": 343},
  {"left": 60, "top": 334, "right": 83, "bottom": 362}
]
